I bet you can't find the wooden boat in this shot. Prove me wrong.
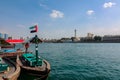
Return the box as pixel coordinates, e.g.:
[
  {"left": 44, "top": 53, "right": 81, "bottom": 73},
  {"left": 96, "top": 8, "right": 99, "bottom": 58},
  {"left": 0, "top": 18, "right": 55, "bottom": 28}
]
[
  {"left": 17, "top": 34, "right": 50, "bottom": 80},
  {"left": 1, "top": 45, "right": 14, "bottom": 48},
  {"left": 0, "top": 48, "right": 24, "bottom": 58},
  {"left": 0, "top": 57, "right": 20, "bottom": 80},
  {"left": 17, "top": 53, "right": 50, "bottom": 80}
]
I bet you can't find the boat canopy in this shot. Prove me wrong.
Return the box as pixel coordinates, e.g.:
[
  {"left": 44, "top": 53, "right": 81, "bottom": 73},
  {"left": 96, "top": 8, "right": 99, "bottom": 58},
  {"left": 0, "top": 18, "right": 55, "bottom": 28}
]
[
  {"left": 22, "top": 53, "right": 36, "bottom": 61},
  {"left": 22, "top": 53, "right": 43, "bottom": 66}
]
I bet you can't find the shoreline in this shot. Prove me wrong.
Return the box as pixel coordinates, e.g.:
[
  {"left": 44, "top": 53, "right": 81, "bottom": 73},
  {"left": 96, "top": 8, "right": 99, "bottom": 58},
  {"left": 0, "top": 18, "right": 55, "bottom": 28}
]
[{"left": 44, "top": 41, "right": 120, "bottom": 43}]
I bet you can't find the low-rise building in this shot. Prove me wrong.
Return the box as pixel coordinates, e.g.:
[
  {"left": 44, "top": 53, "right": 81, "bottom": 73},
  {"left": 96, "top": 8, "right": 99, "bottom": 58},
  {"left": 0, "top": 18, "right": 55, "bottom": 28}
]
[
  {"left": 71, "top": 37, "right": 80, "bottom": 42},
  {"left": 60, "top": 38, "right": 72, "bottom": 43},
  {"left": 103, "top": 35, "right": 120, "bottom": 42}
]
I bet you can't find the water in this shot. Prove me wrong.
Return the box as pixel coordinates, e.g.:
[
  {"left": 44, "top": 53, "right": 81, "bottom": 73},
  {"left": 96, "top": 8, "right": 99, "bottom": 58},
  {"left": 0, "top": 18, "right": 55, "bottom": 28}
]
[{"left": 18, "top": 43, "right": 120, "bottom": 80}]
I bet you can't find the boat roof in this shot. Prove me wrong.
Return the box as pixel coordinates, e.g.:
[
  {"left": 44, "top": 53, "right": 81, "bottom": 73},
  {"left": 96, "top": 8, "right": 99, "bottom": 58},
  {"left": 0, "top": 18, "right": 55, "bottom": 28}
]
[
  {"left": 22, "top": 53, "right": 36, "bottom": 62},
  {"left": 22, "top": 53, "right": 35, "bottom": 57},
  {"left": 22, "top": 53, "right": 42, "bottom": 62}
]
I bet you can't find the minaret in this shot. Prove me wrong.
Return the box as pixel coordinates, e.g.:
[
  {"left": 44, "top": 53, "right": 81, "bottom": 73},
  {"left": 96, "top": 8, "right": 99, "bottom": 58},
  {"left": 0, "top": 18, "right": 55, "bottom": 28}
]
[{"left": 74, "top": 29, "right": 77, "bottom": 37}]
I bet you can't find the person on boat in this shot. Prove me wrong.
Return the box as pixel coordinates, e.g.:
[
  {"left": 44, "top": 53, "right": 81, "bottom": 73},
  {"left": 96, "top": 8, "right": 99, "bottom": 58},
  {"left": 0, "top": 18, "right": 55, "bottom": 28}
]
[
  {"left": 13, "top": 43, "right": 16, "bottom": 48},
  {"left": 0, "top": 46, "right": 1, "bottom": 51},
  {"left": 25, "top": 42, "right": 29, "bottom": 52}
]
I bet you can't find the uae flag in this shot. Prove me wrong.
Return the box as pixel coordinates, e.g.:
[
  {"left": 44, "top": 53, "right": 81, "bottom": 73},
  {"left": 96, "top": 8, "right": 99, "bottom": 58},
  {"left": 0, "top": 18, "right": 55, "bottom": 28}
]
[{"left": 29, "top": 25, "right": 38, "bottom": 33}]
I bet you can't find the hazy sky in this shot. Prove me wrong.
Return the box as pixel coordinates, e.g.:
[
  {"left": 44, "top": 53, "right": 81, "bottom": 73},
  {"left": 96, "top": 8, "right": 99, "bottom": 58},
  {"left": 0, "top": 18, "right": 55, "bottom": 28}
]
[{"left": 0, "top": 0, "right": 120, "bottom": 39}]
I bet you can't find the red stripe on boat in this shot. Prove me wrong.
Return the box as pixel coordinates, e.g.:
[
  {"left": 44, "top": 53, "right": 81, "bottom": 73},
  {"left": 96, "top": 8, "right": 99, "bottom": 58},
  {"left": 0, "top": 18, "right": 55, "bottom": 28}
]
[{"left": 6, "top": 39, "right": 24, "bottom": 43}]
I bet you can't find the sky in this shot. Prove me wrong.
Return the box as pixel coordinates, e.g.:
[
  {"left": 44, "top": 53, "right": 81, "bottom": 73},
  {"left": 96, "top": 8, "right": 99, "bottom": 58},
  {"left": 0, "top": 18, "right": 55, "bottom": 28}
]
[{"left": 0, "top": 0, "right": 120, "bottom": 39}]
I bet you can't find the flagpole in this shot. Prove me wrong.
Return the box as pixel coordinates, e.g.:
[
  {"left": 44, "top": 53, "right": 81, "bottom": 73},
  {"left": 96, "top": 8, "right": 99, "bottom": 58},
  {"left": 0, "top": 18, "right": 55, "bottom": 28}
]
[
  {"left": 30, "top": 24, "right": 39, "bottom": 66},
  {"left": 35, "top": 34, "right": 38, "bottom": 66},
  {"left": 35, "top": 25, "right": 38, "bottom": 66}
]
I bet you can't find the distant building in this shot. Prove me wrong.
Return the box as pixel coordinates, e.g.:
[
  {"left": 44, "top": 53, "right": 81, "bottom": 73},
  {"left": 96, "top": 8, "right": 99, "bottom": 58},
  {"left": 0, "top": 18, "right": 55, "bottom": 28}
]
[
  {"left": 8, "top": 37, "right": 12, "bottom": 40},
  {"left": 0, "top": 33, "right": 9, "bottom": 40},
  {"left": 103, "top": 35, "right": 120, "bottom": 42},
  {"left": 80, "top": 37, "right": 86, "bottom": 42},
  {"left": 87, "top": 33, "right": 94, "bottom": 39},
  {"left": 71, "top": 37, "right": 80, "bottom": 42},
  {"left": 80, "top": 33, "right": 94, "bottom": 42},
  {"left": 60, "top": 38, "right": 72, "bottom": 43},
  {"left": 0, "top": 33, "right": 3, "bottom": 38},
  {"left": 4, "top": 34, "right": 8, "bottom": 40}
]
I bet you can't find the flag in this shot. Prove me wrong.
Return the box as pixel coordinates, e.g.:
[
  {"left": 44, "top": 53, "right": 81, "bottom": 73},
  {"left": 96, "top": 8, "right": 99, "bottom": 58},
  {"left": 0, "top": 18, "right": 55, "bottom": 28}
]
[{"left": 29, "top": 25, "right": 38, "bottom": 33}]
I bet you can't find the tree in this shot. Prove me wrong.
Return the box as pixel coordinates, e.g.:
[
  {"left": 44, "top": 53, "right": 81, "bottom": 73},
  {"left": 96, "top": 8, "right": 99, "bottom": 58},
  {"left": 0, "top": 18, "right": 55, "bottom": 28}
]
[{"left": 94, "top": 36, "right": 102, "bottom": 41}]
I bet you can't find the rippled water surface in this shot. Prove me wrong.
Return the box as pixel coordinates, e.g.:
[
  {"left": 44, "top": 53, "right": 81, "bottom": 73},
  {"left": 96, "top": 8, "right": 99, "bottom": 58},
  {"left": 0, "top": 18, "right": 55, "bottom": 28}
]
[{"left": 18, "top": 43, "right": 120, "bottom": 80}]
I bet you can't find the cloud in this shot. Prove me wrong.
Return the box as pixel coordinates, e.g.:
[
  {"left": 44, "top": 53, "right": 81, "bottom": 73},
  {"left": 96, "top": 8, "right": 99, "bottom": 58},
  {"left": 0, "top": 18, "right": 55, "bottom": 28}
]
[
  {"left": 103, "top": 2, "right": 116, "bottom": 8},
  {"left": 39, "top": 3, "right": 64, "bottom": 19},
  {"left": 50, "top": 10, "right": 64, "bottom": 18},
  {"left": 39, "top": 3, "right": 49, "bottom": 10},
  {"left": 87, "top": 10, "right": 94, "bottom": 15}
]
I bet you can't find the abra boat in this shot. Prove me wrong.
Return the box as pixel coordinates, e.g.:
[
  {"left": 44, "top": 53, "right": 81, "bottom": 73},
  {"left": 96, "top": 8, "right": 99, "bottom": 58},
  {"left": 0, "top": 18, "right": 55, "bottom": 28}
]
[
  {"left": 0, "top": 57, "right": 20, "bottom": 80},
  {"left": 0, "top": 48, "right": 24, "bottom": 58},
  {"left": 17, "top": 53, "right": 50, "bottom": 80},
  {"left": 17, "top": 34, "right": 50, "bottom": 80}
]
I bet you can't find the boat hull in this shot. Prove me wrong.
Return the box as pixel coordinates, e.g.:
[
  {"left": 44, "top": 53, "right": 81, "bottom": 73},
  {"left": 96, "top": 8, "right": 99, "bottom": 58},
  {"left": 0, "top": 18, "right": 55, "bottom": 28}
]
[
  {"left": 20, "top": 67, "right": 50, "bottom": 80},
  {"left": 1, "top": 45, "right": 14, "bottom": 48},
  {"left": 17, "top": 56, "right": 50, "bottom": 80}
]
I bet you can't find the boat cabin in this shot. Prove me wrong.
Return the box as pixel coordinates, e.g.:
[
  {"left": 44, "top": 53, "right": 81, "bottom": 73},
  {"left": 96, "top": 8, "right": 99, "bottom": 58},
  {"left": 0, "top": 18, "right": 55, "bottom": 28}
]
[{"left": 22, "top": 53, "right": 43, "bottom": 67}]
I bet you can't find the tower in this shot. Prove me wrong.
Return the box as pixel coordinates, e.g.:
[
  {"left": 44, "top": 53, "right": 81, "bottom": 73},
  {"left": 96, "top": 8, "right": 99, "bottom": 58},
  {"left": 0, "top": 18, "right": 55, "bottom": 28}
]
[{"left": 74, "top": 29, "right": 77, "bottom": 37}]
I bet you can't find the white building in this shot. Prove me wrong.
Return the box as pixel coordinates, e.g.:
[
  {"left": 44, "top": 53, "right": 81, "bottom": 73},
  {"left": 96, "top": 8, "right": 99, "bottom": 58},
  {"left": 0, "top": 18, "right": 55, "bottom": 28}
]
[{"left": 87, "top": 33, "right": 94, "bottom": 39}]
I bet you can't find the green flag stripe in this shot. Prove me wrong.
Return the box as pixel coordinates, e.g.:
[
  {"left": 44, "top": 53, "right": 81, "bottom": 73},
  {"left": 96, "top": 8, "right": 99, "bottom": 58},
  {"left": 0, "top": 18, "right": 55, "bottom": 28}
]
[{"left": 29, "top": 26, "right": 36, "bottom": 29}]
